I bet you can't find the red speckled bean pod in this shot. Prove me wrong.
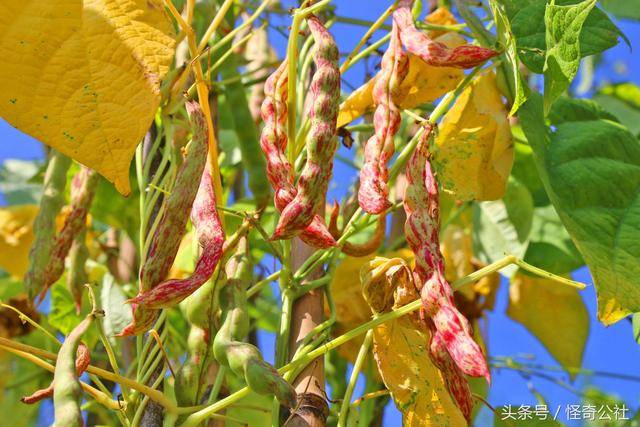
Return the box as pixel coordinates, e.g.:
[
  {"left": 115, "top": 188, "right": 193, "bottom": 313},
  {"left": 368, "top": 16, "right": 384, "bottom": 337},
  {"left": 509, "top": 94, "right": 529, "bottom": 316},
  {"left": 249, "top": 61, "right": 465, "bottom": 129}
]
[
  {"left": 21, "top": 343, "right": 90, "bottom": 405},
  {"left": 35, "top": 167, "right": 99, "bottom": 305},
  {"left": 119, "top": 101, "right": 209, "bottom": 337},
  {"left": 126, "top": 163, "right": 224, "bottom": 309},
  {"left": 403, "top": 125, "right": 489, "bottom": 382},
  {"left": 272, "top": 16, "right": 340, "bottom": 240},
  {"left": 358, "top": 22, "right": 408, "bottom": 214},
  {"left": 394, "top": 0, "right": 497, "bottom": 68},
  {"left": 259, "top": 57, "right": 335, "bottom": 248}
]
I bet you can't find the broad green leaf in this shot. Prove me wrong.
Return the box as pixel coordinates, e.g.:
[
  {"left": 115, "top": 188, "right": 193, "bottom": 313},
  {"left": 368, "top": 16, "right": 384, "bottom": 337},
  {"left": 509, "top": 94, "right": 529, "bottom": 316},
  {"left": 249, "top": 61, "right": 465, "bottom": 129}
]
[
  {"left": 543, "top": 0, "right": 597, "bottom": 113},
  {"left": 511, "top": 140, "right": 550, "bottom": 206},
  {"left": 509, "top": 0, "right": 623, "bottom": 74},
  {"left": 91, "top": 169, "right": 140, "bottom": 241},
  {"left": 48, "top": 281, "right": 98, "bottom": 348},
  {"left": 489, "top": 0, "right": 528, "bottom": 115},
  {"left": 100, "top": 274, "right": 132, "bottom": 346},
  {"left": 600, "top": 0, "right": 640, "bottom": 20},
  {"left": 508, "top": 273, "right": 589, "bottom": 376},
  {"left": 519, "top": 93, "right": 640, "bottom": 324},
  {"left": 633, "top": 313, "right": 640, "bottom": 344},
  {"left": 0, "top": 159, "right": 42, "bottom": 205},
  {"left": 524, "top": 205, "right": 584, "bottom": 275},
  {"left": 473, "top": 177, "right": 534, "bottom": 277},
  {"left": 0, "top": 0, "right": 175, "bottom": 195},
  {"left": 433, "top": 71, "right": 514, "bottom": 201},
  {"left": 594, "top": 83, "right": 640, "bottom": 136},
  {"left": 548, "top": 95, "right": 619, "bottom": 124},
  {"left": 581, "top": 387, "right": 635, "bottom": 427}
]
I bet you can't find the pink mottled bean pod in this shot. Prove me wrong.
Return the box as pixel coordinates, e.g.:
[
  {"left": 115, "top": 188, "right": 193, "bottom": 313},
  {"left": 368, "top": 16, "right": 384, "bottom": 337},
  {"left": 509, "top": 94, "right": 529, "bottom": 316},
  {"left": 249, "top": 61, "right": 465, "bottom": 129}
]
[
  {"left": 403, "top": 126, "right": 490, "bottom": 382},
  {"left": 358, "top": 22, "right": 408, "bottom": 214},
  {"left": 272, "top": 16, "right": 340, "bottom": 240},
  {"left": 126, "top": 163, "right": 224, "bottom": 309},
  {"left": 35, "top": 167, "right": 99, "bottom": 305},
  {"left": 259, "top": 56, "right": 335, "bottom": 248},
  {"left": 394, "top": 0, "right": 498, "bottom": 69},
  {"left": 119, "top": 101, "right": 209, "bottom": 337}
]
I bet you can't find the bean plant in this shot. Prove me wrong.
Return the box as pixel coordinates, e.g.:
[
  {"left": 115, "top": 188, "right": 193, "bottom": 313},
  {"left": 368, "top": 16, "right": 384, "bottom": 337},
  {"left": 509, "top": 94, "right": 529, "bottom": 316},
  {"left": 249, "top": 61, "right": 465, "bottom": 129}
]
[{"left": 0, "top": 0, "right": 638, "bottom": 426}]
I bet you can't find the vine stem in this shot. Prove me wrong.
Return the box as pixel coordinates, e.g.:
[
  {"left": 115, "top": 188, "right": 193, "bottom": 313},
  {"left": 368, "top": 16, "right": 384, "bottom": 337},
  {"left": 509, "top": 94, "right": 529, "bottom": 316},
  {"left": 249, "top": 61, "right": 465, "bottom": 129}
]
[
  {"left": 337, "top": 330, "right": 373, "bottom": 427},
  {"left": 180, "top": 255, "right": 585, "bottom": 425}
]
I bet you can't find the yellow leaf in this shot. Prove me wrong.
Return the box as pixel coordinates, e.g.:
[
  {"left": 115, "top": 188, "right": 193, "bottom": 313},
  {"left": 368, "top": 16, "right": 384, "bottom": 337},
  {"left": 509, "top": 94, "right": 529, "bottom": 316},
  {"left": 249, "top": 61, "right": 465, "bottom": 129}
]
[
  {"left": 507, "top": 273, "right": 589, "bottom": 375},
  {"left": 433, "top": 71, "right": 513, "bottom": 201},
  {"left": 373, "top": 317, "right": 466, "bottom": 426},
  {"left": 0, "top": 205, "right": 39, "bottom": 278},
  {"left": 328, "top": 249, "right": 414, "bottom": 361},
  {"left": 0, "top": 1, "right": 175, "bottom": 195},
  {"left": 336, "top": 9, "right": 465, "bottom": 128}
]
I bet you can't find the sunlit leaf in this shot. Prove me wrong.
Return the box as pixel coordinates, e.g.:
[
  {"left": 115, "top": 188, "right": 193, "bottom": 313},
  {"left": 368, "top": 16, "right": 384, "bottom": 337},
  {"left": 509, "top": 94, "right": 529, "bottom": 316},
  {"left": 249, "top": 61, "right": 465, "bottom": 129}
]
[
  {"left": 594, "top": 82, "right": 640, "bottom": 136},
  {"left": 0, "top": 0, "right": 175, "bottom": 195},
  {"left": 508, "top": 272, "right": 589, "bottom": 376},
  {"left": 0, "top": 205, "right": 38, "bottom": 278},
  {"left": 543, "top": 0, "right": 597, "bottom": 113},
  {"left": 519, "top": 93, "right": 640, "bottom": 325},
  {"left": 433, "top": 71, "right": 513, "bottom": 201}
]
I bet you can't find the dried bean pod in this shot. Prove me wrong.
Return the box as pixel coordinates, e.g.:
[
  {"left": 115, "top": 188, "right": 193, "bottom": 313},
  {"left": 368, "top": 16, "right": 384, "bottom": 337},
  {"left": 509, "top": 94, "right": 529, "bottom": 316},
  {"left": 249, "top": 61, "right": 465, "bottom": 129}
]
[
  {"left": 358, "top": 22, "right": 408, "bottom": 214},
  {"left": 25, "top": 150, "right": 71, "bottom": 301},
  {"left": 54, "top": 315, "right": 94, "bottom": 427},
  {"left": 403, "top": 126, "right": 489, "bottom": 381},
  {"left": 21, "top": 343, "right": 90, "bottom": 405},
  {"left": 394, "top": 0, "right": 497, "bottom": 69},
  {"left": 119, "top": 101, "right": 209, "bottom": 337},
  {"left": 35, "top": 166, "right": 99, "bottom": 305},
  {"left": 259, "top": 60, "right": 336, "bottom": 248},
  {"left": 212, "top": 240, "right": 296, "bottom": 408},
  {"left": 272, "top": 16, "right": 340, "bottom": 240},
  {"left": 67, "top": 229, "right": 89, "bottom": 314},
  {"left": 127, "top": 163, "right": 224, "bottom": 309},
  {"left": 328, "top": 202, "right": 387, "bottom": 257}
]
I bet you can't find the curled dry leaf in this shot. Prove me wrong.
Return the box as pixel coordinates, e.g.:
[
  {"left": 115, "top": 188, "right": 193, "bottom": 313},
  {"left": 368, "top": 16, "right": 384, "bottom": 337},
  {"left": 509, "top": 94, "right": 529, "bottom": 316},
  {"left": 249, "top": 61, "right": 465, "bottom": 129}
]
[
  {"left": 336, "top": 8, "right": 466, "bottom": 128},
  {"left": 0, "top": 0, "right": 175, "bottom": 195},
  {"left": 433, "top": 71, "right": 513, "bottom": 201},
  {"left": 507, "top": 272, "right": 589, "bottom": 377},
  {"left": 360, "top": 256, "right": 468, "bottom": 425}
]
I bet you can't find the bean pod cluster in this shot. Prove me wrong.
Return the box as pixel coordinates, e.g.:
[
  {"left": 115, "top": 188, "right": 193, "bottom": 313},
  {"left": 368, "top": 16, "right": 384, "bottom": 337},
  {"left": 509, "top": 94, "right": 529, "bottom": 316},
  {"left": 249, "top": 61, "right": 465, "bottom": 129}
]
[{"left": 270, "top": 16, "right": 341, "bottom": 243}]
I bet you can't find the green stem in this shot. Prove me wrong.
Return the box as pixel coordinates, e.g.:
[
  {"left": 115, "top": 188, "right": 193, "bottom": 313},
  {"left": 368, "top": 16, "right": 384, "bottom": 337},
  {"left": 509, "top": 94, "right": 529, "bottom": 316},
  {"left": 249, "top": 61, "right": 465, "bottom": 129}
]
[{"left": 337, "top": 330, "right": 373, "bottom": 427}]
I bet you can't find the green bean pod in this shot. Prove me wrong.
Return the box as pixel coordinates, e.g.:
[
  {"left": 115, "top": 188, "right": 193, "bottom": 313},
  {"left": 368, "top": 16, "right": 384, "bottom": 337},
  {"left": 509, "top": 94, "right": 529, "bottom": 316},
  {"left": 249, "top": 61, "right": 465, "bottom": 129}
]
[
  {"left": 212, "top": 240, "right": 296, "bottom": 408},
  {"left": 53, "top": 313, "right": 95, "bottom": 427},
  {"left": 67, "top": 229, "right": 90, "bottom": 314},
  {"left": 25, "top": 149, "right": 71, "bottom": 301}
]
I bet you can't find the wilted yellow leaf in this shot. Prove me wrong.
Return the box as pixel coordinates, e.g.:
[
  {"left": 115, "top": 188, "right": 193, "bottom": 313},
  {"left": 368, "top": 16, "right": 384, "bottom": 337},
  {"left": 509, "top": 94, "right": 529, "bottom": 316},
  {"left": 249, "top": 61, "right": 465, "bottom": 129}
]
[
  {"left": 329, "top": 249, "right": 414, "bottom": 360},
  {"left": 0, "top": 205, "right": 39, "bottom": 278},
  {"left": 373, "top": 316, "right": 466, "bottom": 426},
  {"left": 0, "top": 1, "right": 175, "bottom": 195},
  {"left": 336, "top": 10, "right": 465, "bottom": 128},
  {"left": 433, "top": 71, "right": 513, "bottom": 201},
  {"left": 507, "top": 273, "right": 589, "bottom": 375}
]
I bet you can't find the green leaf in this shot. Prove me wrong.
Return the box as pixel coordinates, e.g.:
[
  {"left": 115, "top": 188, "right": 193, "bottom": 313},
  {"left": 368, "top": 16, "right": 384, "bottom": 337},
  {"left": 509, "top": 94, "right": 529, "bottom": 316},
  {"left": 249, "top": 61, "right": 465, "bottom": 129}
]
[
  {"left": 473, "top": 177, "right": 534, "bottom": 277},
  {"left": 632, "top": 313, "right": 640, "bottom": 344},
  {"left": 523, "top": 205, "right": 584, "bottom": 274},
  {"left": 48, "top": 281, "right": 98, "bottom": 347},
  {"left": 594, "top": 83, "right": 640, "bottom": 136},
  {"left": 543, "top": 0, "right": 597, "bottom": 113},
  {"left": 100, "top": 274, "right": 132, "bottom": 347},
  {"left": 511, "top": 140, "right": 550, "bottom": 206},
  {"left": 91, "top": 170, "right": 140, "bottom": 242},
  {"left": 548, "top": 95, "right": 619, "bottom": 124},
  {"left": 519, "top": 92, "right": 640, "bottom": 324},
  {"left": 490, "top": 0, "right": 529, "bottom": 115},
  {"left": 0, "top": 159, "right": 42, "bottom": 205},
  {"left": 509, "top": 0, "right": 623, "bottom": 74},
  {"left": 600, "top": 0, "right": 640, "bottom": 20}
]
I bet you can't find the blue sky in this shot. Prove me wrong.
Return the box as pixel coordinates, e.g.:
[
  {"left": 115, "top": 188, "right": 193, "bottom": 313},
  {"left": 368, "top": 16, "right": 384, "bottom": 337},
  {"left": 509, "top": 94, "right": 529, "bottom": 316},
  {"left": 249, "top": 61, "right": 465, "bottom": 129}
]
[{"left": 2, "top": 2, "right": 640, "bottom": 426}]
